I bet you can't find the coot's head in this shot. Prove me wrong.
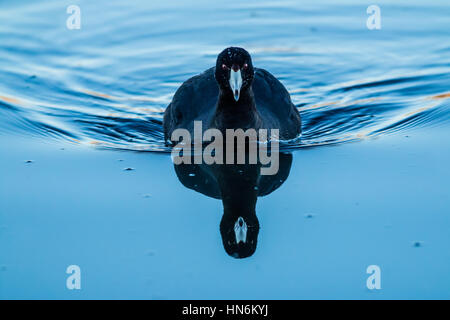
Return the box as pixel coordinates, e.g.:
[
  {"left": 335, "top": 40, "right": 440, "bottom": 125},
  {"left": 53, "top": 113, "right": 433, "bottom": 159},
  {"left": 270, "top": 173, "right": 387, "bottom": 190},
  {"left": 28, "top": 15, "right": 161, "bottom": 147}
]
[
  {"left": 220, "top": 215, "right": 259, "bottom": 259},
  {"left": 215, "top": 47, "right": 255, "bottom": 101}
]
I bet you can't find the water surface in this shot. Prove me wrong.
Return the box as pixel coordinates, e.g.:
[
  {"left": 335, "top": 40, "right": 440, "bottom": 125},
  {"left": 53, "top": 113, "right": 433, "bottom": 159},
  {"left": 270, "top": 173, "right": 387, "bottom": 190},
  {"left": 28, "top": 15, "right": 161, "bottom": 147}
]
[
  {"left": 1, "top": 0, "right": 449, "bottom": 150},
  {"left": 0, "top": 0, "right": 450, "bottom": 299}
]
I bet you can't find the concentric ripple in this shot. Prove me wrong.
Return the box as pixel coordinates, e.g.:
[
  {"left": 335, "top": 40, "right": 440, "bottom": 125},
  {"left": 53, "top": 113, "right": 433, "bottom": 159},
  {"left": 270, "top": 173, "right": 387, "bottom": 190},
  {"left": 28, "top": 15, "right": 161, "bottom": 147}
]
[{"left": 0, "top": 0, "right": 449, "bottom": 152}]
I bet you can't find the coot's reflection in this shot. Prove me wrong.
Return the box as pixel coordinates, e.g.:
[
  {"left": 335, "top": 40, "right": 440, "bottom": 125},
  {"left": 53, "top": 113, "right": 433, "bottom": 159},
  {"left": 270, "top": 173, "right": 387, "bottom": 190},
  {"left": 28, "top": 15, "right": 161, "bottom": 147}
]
[{"left": 173, "top": 152, "right": 293, "bottom": 258}]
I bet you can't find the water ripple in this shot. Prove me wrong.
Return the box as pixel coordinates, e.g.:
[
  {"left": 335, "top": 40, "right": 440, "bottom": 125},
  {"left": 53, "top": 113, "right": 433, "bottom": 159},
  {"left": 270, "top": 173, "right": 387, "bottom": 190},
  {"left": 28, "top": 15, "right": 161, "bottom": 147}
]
[
  {"left": 1, "top": 71, "right": 449, "bottom": 153},
  {"left": 1, "top": 0, "right": 449, "bottom": 152}
]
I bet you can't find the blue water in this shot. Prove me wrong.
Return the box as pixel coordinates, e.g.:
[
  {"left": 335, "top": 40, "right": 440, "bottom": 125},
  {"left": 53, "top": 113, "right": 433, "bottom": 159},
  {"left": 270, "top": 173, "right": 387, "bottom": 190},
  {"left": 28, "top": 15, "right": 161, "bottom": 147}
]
[{"left": 1, "top": 0, "right": 450, "bottom": 299}]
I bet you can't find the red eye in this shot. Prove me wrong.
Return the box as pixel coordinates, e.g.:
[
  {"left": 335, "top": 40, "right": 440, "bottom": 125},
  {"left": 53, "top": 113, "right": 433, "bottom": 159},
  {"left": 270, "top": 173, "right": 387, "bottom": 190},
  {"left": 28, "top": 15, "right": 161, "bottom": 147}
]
[
  {"left": 222, "top": 64, "right": 229, "bottom": 70},
  {"left": 243, "top": 63, "right": 248, "bottom": 70}
]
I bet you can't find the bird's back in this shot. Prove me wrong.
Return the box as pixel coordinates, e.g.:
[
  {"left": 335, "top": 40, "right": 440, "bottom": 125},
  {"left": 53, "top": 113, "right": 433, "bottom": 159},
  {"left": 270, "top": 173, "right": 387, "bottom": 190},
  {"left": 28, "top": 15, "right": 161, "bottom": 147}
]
[{"left": 163, "top": 67, "right": 301, "bottom": 140}]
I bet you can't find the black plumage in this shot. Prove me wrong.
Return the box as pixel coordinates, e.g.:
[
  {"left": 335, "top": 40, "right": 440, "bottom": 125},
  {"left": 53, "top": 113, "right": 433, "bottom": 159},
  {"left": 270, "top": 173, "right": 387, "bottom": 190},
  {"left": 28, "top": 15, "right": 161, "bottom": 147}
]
[{"left": 163, "top": 47, "right": 301, "bottom": 141}]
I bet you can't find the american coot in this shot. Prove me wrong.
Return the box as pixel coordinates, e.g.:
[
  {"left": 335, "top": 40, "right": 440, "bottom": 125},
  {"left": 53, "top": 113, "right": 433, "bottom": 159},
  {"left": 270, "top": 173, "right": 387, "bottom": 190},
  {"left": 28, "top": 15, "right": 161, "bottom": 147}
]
[
  {"left": 163, "top": 47, "right": 301, "bottom": 259},
  {"left": 163, "top": 47, "right": 301, "bottom": 141}
]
